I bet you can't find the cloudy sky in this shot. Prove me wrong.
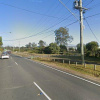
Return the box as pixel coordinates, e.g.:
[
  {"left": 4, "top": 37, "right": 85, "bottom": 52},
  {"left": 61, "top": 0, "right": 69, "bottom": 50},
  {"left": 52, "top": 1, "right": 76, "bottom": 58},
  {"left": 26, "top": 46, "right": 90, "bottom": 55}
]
[{"left": 0, "top": 0, "right": 100, "bottom": 46}]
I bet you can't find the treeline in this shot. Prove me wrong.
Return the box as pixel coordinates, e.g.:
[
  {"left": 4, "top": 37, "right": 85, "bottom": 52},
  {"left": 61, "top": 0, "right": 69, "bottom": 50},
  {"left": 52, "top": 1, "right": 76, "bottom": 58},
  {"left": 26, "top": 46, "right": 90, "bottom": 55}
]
[
  {"left": 19, "top": 41, "right": 67, "bottom": 54},
  {"left": 1, "top": 27, "right": 100, "bottom": 57},
  {"left": 0, "top": 37, "right": 3, "bottom": 52},
  {"left": 6, "top": 40, "right": 100, "bottom": 58},
  {"left": 77, "top": 41, "right": 100, "bottom": 57}
]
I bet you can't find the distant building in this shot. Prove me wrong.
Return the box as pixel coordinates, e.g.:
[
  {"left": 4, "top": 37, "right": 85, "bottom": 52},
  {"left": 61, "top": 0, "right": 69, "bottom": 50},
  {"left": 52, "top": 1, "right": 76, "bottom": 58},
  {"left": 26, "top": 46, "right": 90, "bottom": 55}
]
[{"left": 67, "top": 45, "right": 77, "bottom": 51}]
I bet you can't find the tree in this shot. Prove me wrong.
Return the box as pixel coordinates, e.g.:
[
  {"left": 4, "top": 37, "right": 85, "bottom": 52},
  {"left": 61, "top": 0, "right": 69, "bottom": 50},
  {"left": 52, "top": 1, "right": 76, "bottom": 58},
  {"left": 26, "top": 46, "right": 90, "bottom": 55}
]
[
  {"left": 60, "top": 45, "right": 67, "bottom": 54},
  {"left": 49, "top": 43, "right": 60, "bottom": 54},
  {"left": 38, "top": 40, "right": 46, "bottom": 47},
  {"left": 96, "top": 49, "right": 100, "bottom": 57},
  {"left": 25, "top": 42, "right": 32, "bottom": 49},
  {"left": 44, "top": 46, "right": 51, "bottom": 54},
  {"left": 55, "top": 27, "right": 73, "bottom": 46},
  {"left": 0, "top": 37, "right": 3, "bottom": 47},
  {"left": 32, "top": 42, "right": 37, "bottom": 48},
  {"left": 76, "top": 43, "right": 86, "bottom": 53},
  {"left": 86, "top": 41, "right": 99, "bottom": 56}
]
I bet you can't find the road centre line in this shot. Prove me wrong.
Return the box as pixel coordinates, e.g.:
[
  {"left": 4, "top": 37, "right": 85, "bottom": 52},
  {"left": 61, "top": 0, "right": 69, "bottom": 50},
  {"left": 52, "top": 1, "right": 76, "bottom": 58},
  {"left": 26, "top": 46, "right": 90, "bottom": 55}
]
[
  {"left": 34, "top": 82, "right": 52, "bottom": 100},
  {"left": 15, "top": 62, "right": 18, "bottom": 65},
  {"left": 30, "top": 60, "right": 100, "bottom": 87}
]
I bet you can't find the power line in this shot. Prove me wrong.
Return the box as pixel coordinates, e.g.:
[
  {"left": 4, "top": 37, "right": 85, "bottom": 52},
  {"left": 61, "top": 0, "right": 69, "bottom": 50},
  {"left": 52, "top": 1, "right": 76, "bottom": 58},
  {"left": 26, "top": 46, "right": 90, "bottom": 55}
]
[
  {"left": 0, "top": 3, "right": 59, "bottom": 19},
  {"left": 58, "top": 0, "right": 80, "bottom": 23},
  {"left": 88, "top": 3, "right": 100, "bottom": 10},
  {"left": 27, "top": 1, "right": 60, "bottom": 36},
  {"left": 35, "top": 0, "right": 72, "bottom": 32},
  {"left": 4, "top": 20, "right": 78, "bottom": 41},
  {"left": 23, "top": 0, "right": 75, "bottom": 41},
  {"left": 84, "top": 15, "right": 100, "bottom": 43},
  {"left": 84, "top": 0, "right": 94, "bottom": 7},
  {"left": 26, "top": 20, "right": 78, "bottom": 43},
  {"left": 4, "top": 14, "right": 73, "bottom": 41},
  {"left": 84, "top": 12, "right": 100, "bottom": 19}
]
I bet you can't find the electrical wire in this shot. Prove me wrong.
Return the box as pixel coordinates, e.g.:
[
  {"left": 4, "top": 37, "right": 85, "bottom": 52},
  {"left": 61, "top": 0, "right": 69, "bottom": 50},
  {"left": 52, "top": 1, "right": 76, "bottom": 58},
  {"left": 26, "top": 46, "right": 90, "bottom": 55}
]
[
  {"left": 58, "top": 0, "right": 80, "bottom": 23},
  {"left": 22, "top": 1, "right": 72, "bottom": 37},
  {"left": 1, "top": 1, "right": 77, "bottom": 40},
  {"left": 3, "top": 19, "right": 78, "bottom": 41},
  {"left": 84, "top": 12, "right": 100, "bottom": 19},
  {"left": 84, "top": 15, "right": 100, "bottom": 43},
  {"left": 35, "top": 0, "right": 72, "bottom": 32},
  {"left": 24, "top": 0, "right": 75, "bottom": 42},
  {"left": 88, "top": 3, "right": 100, "bottom": 10},
  {"left": 84, "top": 0, "right": 94, "bottom": 7},
  {"left": 0, "top": 3, "right": 59, "bottom": 19},
  {"left": 27, "top": 20, "right": 78, "bottom": 43}
]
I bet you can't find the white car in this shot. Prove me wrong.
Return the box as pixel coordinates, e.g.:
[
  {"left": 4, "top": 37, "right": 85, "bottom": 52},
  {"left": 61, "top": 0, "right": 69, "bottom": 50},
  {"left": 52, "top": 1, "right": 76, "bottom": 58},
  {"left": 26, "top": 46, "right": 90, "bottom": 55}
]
[{"left": 1, "top": 52, "right": 10, "bottom": 59}]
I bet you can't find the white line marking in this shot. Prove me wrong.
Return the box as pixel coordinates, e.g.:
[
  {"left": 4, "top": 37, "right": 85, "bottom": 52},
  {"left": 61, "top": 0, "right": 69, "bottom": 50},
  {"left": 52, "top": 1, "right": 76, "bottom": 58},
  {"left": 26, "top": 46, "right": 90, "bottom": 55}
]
[
  {"left": 34, "top": 82, "right": 52, "bottom": 100},
  {"left": 24, "top": 58, "right": 100, "bottom": 87},
  {"left": 15, "top": 62, "right": 18, "bottom": 65},
  {"left": 34, "top": 61, "right": 100, "bottom": 87}
]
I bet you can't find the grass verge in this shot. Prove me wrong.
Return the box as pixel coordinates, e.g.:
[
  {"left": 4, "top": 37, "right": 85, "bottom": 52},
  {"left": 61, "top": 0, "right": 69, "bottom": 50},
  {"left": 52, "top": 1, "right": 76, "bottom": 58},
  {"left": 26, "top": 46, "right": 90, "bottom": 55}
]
[{"left": 33, "top": 57, "right": 100, "bottom": 78}]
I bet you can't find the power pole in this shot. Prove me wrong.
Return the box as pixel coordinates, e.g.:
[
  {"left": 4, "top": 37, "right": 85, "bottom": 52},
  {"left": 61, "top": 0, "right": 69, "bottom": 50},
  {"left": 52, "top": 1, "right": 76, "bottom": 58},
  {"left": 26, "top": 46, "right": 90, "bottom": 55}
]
[
  {"left": 19, "top": 41, "right": 20, "bottom": 52},
  {"left": 74, "top": 0, "right": 87, "bottom": 64},
  {"left": 79, "top": 0, "right": 84, "bottom": 64}
]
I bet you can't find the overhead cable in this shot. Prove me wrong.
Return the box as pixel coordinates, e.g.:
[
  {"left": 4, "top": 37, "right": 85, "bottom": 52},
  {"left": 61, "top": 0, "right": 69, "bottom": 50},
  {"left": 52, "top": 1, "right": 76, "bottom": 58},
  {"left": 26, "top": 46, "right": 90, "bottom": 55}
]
[
  {"left": 4, "top": 20, "right": 78, "bottom": 41},
  {"left": 84, "top": 15, "right": 100, "bottom": 43},
  {"left": 0, "top": 3, "right": 59, "bottom": 18}
]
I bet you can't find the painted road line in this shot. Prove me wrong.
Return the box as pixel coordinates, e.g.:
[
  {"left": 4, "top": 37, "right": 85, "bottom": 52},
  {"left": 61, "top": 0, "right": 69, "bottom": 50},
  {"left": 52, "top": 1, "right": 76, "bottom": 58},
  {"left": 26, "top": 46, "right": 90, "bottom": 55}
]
[
  {"left": 15, "top": 62, "right": 18, "bottom": 65},
  {"left": 24, "top": 58, "right": 100, "bottom": 87},
  {"left": 44, "top": 64, "right": 100, "bottom": 87},
  {"left": 34, "top": 82, "right": 52, "bottom": 100},
  {"left": 31, "top": 60, "right": 100, "bottom": 87}
]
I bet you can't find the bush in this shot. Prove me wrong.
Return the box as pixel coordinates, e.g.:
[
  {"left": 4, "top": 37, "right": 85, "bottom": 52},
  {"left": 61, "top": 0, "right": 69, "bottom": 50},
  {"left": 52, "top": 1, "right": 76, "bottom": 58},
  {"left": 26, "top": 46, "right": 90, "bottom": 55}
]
[{"left": 86, "top": 51, "right": 91, "bottom": 57}]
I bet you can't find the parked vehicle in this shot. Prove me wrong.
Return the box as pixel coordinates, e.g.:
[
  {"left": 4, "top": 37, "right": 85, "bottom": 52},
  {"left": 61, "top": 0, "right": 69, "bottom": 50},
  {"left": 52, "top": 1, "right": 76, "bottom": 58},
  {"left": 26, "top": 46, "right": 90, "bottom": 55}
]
[{"left": 1, "top": 52, "right": 9, "bottom": 59}]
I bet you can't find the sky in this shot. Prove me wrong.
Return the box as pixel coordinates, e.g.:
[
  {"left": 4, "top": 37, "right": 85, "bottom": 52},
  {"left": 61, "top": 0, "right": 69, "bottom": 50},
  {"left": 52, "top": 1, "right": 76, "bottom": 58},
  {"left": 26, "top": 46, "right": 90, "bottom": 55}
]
[{"left": 0, "top": 0, "right": 100, "bottom": 47}]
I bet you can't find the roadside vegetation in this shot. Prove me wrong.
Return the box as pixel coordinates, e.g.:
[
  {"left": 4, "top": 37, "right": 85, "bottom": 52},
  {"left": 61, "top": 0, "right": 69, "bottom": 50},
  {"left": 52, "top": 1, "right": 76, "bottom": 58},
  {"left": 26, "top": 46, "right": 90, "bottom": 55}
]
[
  {"left": 0, "top": 37, "right": 3, "bottom": 53},
  {"left": 2, "top": 27, "right": 100, "bottom": 77}
]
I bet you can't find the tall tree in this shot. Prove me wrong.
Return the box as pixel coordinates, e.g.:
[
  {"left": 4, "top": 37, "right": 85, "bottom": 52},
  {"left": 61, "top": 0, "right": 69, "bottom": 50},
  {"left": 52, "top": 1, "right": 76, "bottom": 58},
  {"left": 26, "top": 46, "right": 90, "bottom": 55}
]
[
  {"left": 32, "top": 42, "right": 37, "bottom": 48},
  {"left": 86, "top": 41, "right": 99, "bottom": 56},
  {"left": 0, "top": 37, "right": 3, "bottom": 47},
  {"left": 49, "top": 43, "right": 60, "bottom": 54},
  {"left": 60, "top": 45, "right": 67, "bottom": 54},
  {"left": 76, "top": 43, "right": 86, "bottom": 53},
  {"left": 38, "top": 40, "right": 46, "bottom": 47},
  {"left": 55, "top": 27, "right": 73, "bottom": 46},
  {"left": 25, "top": 42, "right": 32, "bottom": 49}
]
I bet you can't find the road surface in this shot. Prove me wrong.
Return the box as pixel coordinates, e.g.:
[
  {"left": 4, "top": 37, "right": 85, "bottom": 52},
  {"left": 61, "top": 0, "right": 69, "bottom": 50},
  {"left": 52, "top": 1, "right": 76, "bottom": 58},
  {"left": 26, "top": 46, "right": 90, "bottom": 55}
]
[{"left": 0, "top": 54, "right": 100, "bottom": 100}]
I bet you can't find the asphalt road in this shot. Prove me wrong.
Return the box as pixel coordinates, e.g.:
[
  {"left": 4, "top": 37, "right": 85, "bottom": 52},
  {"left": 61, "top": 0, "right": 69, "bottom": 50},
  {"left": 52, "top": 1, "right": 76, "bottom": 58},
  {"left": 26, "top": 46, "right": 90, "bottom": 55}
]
[{"left": 0, "top": 54, "right": 100, "bottom": 100}]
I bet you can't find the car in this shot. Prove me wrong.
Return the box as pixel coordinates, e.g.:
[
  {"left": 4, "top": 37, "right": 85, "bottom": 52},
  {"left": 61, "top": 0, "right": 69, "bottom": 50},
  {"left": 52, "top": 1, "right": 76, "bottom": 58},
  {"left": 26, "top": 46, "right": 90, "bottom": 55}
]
[{"left": 1, "top": 52, "right": 10, "bottom": 59}]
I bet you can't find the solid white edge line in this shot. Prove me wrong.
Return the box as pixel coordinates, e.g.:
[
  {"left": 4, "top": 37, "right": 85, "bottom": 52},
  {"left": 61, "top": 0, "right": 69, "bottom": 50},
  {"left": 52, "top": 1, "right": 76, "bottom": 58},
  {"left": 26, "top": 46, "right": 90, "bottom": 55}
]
[
  {"left": 25, "top": 58, "right": 100, "bottom": 87},
  {"left": 15, "top": 62, "right": 18, "bottom": 65},
  {"left": 34, "top": 82, "right": 52, "bottom": 100},
  {"left": 36, "top": 61, "right": 100, "bottom": 87}
]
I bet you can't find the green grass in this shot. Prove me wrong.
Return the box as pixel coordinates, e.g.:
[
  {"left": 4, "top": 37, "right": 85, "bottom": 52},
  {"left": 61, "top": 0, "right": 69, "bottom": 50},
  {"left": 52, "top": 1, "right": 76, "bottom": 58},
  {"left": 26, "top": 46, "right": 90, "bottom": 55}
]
[
  {"left": 33, "top": 57, "right": 100, "bottom": 77},
  {"left": 51, "top": 55, "right": 100, "bottom": 64},
  {"left": 13, "top": 52, "right": 100, "bottom": 77}
]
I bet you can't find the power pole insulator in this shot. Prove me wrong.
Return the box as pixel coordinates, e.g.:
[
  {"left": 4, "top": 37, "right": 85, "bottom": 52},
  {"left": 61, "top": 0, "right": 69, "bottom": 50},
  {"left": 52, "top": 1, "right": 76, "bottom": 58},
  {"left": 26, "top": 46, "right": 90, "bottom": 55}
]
[{"left": 74, "top": 0, "right": 79, "bottom": 9}]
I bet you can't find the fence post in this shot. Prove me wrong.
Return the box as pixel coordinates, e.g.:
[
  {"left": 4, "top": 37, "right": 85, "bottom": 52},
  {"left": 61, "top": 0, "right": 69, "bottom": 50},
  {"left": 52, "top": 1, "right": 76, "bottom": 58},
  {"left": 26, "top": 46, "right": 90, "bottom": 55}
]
[
  {"left": 63, "top": 60, "right": 64, "bottom": 64},
  {"left": 94, "top": 65, "right": 96, "bottom": 70},
  {"left": 69, "top": 60, "right": 70, "bottom": 65},
  {"left": 76, "top": 62, "right": 77, "bottom": 66},
  {"left": 54, "top": 59, "right": 55, "bottom": 62},
  {"left": 84, "top": 63, "right": 86, "bottom": 68}
]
